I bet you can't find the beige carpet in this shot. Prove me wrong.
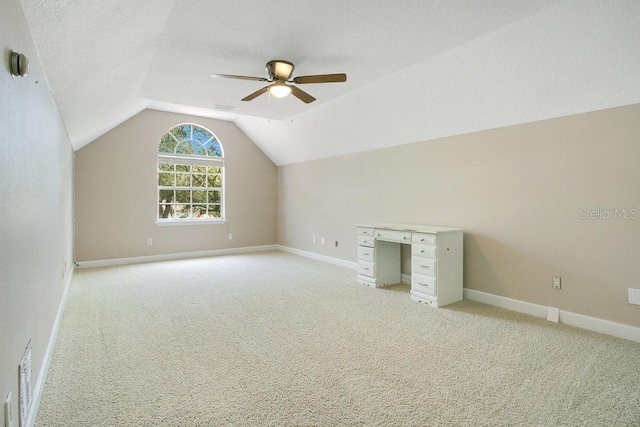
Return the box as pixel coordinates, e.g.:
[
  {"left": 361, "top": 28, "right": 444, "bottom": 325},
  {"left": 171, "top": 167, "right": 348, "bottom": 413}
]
[{"left": 36, "top": 251, "right": 640, "bottom": 426}]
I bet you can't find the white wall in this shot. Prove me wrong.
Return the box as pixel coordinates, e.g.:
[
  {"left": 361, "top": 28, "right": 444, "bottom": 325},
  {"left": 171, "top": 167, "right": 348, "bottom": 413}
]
[
  {"left": 0, "top": 0, "right": 74, "bottom": 422},
  {"left": 278, "top": 104, "right": 640, "bottom": 328}
]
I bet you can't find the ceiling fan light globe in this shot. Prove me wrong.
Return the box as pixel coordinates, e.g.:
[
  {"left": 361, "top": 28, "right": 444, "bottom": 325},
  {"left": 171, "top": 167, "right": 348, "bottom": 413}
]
[{"left": 269, "top": 84, "right": 292, "bottom": 98}]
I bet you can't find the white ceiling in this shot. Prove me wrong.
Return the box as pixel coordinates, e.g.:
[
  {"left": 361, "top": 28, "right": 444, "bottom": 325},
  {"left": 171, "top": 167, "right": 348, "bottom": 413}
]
[{"left": 20, "top": 0, "right": 640, "bottom": 165}]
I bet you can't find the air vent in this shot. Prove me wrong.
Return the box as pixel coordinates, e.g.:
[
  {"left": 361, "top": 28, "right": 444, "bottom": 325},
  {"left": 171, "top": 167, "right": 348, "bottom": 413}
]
[{"left": 213, "top": 104, "right": 236, "bottom": 112}]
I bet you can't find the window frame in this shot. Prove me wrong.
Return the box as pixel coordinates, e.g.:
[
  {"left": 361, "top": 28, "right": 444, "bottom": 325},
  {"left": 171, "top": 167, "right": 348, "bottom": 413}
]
[{"left": 155, "top": 124, "right": 226, "bottom": 226}]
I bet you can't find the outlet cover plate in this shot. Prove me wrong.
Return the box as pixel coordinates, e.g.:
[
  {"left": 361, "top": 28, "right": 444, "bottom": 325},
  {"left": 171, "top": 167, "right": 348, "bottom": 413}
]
[{"left": 629, "top": 288, "right": 640, "bottom": 305}]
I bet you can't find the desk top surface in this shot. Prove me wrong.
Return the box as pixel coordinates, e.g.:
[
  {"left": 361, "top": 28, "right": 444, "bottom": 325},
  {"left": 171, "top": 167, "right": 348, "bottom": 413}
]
[{"left": 356, "top": 223, "right": 462, "bottom": 234}]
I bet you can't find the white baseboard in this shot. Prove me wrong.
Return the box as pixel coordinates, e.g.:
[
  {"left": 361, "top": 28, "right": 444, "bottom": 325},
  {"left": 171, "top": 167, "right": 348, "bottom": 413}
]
[
  {"left": 276, "top": 245, "right": 358, "bottom": 270},
  {"left": 559, "top": 310, "right": 640, "bottom": 343},
  {"left": 464, "top": 288, "right": 640, "bottom": 343},
  {"left": 76, "top": 245, "right": 279, "bottom": 269},
  {"left": 27, "top": 265, "right": 75, "bottom": 427},
  {"left": 463, "top": 288, "right": 548, "bottom": 319}
]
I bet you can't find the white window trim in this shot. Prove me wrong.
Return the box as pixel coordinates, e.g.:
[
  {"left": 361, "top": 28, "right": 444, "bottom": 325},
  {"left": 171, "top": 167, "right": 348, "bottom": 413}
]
[
  {"left": 158, "top": 154, "right": 224, "bottom": 167},
  {"left": 155, "top": 218, "right": 228, "bottom": 226},
  {"left": 157, "top": 124, "right": 225, "bottom": 225}
]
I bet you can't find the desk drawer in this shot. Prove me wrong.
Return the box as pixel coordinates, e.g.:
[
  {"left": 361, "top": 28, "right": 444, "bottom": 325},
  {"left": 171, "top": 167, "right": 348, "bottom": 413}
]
[
  {"left": 358, "top": 246, "right": 375, "bottom": 262},
  {"left": 413, "top": 243, "right": 437, "bottom": 259},
  {"left": 357, "top": 227, "right": 375, "bottom": 237},
  {"left": 412, "top": 233, "right": 436, "bottom": 245},
  {"left": 358, "top": 236, "right": 375, "bottom": 247},
  {"left": 412, "top": 257, "right": 436, "bottom": 277},
  {"left": 358, "top": 260, "right": 375, "bottom": 277},
  {"left": 412, "top": 273, "right": 437, "bottom": 296},
  {"left": 375, "top": 229, "right": 411, "bottom": 243}
]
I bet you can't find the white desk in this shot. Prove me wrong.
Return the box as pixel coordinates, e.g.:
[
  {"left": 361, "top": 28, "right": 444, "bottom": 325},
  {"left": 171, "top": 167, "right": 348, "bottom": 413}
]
[{"left": 356, "top": 223, "right": 463, "bottom": 307}]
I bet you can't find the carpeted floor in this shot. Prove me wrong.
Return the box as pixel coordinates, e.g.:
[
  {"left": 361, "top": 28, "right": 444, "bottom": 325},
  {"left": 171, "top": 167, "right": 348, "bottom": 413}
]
[{"left": 36, "top": 251, "right": 640, "bottom": 426}]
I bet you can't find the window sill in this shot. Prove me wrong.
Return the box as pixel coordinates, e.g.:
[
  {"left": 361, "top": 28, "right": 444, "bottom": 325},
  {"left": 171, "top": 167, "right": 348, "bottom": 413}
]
[{"left": 155, "top": 219, "right": 228, "bottom": 226}]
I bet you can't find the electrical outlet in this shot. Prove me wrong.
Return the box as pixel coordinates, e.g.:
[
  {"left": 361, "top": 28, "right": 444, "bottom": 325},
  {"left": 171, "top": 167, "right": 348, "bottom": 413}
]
[
  {"left": 553, "top": 276, "right": 561, "bottom": 289},
  {"left": 312, "top": 236, "right": 317, "bottom": 244},
  {"left": 147, "top": 238, "right": 152, "bottom": 246},
  {"left": 629, "top": 288, "right": 640, "bottom": 305},
  {"left": 4, "top": 393, "right": 13, "bottom": 427},
  {"left": 320, "top": 237, "right": 326, "bottom": 245},
  {"left": 227, "top": 232, "right": 233, "bottom": 240}
]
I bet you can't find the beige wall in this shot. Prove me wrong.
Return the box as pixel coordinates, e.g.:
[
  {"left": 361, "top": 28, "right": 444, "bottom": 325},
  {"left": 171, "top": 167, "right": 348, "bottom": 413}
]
[
  {"left": 75, "top": 110, "right": 277, "bottom": 262},
  {"left": 278, "top": 104, "right": 640, "bottom": 328},
  {"left": 0, "top": 0, "right": 74, "bottom": 419}
]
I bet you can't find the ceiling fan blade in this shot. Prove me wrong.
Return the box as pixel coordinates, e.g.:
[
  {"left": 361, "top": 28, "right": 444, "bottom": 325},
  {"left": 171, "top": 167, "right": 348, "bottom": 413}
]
[
  {"left": 241, "top": 86, "right": 270, "bottom": 101},
  {"left": 290, "top": 85, "right": 316, "bottom": 104},
  {"left": 212, "top": 73, "right": 269, "bottom": 82},
  {"left": 292, "top": 73, "right": 347, "bottom": 84}
]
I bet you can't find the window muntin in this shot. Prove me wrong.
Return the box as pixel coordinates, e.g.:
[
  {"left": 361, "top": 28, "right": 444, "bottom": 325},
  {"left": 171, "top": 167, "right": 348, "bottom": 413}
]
[{"left": 157, "top": 124, "right": 224, "bottom": 222}]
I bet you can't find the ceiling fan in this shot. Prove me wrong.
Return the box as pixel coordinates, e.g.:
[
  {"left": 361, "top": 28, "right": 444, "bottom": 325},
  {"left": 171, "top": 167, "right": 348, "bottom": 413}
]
[{"left": 212, "top": 60, "right": 347, "bottom": 104}]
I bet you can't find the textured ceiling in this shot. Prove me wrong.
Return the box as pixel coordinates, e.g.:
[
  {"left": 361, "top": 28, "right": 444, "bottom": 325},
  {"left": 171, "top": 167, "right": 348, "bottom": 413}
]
[{"left": 20, "top": 0, "right": 640, "bottom": 165}]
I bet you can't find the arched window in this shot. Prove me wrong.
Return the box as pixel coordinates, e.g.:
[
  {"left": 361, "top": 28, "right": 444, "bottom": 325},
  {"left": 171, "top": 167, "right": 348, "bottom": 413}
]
[{"left": 157, "top": 124, "right": 225, "bottom": 223}]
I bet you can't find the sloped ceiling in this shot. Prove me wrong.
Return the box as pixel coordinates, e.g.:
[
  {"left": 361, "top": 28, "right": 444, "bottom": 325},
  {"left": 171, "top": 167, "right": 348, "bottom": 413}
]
[{"left": 20, "top": 0, "right": 640, "bottom": 165}]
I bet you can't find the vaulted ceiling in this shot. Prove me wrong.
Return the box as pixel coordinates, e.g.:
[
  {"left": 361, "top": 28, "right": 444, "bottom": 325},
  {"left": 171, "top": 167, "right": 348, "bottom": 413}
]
[{"left": 20, "top": 0, "right": 640, "bottom": 165}]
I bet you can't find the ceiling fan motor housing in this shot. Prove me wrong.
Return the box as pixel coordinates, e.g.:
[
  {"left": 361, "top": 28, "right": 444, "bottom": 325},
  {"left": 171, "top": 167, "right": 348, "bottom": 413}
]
[{"left": 267, "top": 60, "right": 294, "bottom": 80}]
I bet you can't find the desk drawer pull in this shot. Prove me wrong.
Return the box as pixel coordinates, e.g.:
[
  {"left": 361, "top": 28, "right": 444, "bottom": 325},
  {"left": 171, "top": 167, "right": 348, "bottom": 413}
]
[
  {"left": 357, "top": 227, "right": 375, "bottom": 237},
  {"left": 358, "top": 236, "right": 375, "bottom": 247},
  {"left": 414, "top": 243, "right": 436, "bottom": 259},
  {"left": 412, "top": 273, "right": 437, "bottom": 295},
  {"left": 375, "top": 229, "right": 411, "bottom": 243},
  {"left": 359, "top": 260, "right": 375, "bottom": 277},
  {"left": 412, "top": 256, "right": 436, "bottom": 276},
  {"left": 412, "top": 233, "right": 437, "bottom": 245},
  {"left": 358, "top": 246, "right": 375, "bottom": 261}
]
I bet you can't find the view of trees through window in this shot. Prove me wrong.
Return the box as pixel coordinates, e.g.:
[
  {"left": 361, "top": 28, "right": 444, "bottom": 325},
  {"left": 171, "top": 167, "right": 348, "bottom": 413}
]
[{"left": 157, "top": 124, "right": 224, "bottom": 221}]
